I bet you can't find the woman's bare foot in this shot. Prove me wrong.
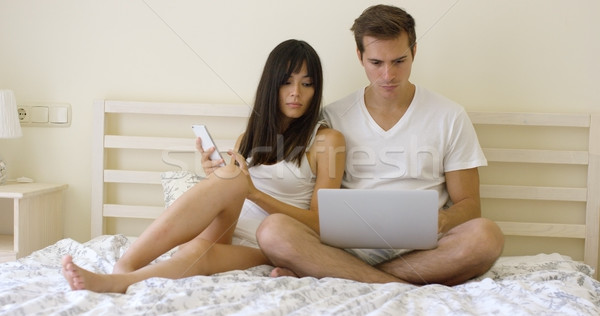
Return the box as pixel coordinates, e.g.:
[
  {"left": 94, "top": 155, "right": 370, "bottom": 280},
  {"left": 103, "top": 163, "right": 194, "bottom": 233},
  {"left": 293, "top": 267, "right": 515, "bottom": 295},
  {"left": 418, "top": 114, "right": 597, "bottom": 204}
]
[
  {"left": 61, "top": 255, "right": 129, "bottom": 293},
  {"left": 270, "top": 267, "right": 299, "bottom": 278},
  {"left": 112, "top": 262, "right": 133, "bottom": 274}
]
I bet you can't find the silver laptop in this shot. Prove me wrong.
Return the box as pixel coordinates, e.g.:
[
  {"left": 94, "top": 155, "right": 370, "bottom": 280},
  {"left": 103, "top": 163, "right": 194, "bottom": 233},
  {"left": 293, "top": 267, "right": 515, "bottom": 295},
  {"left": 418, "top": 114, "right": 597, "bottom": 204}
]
[{"left": 318, "top": 189, "right": 439, "bottom": 249}]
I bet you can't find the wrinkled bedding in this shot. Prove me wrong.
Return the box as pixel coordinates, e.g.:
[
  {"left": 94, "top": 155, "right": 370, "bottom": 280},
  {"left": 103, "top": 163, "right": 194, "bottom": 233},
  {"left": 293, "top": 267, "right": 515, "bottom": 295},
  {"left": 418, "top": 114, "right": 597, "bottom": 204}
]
[{"left": 1, "top": 235, "right": 599, "bottom": 315}]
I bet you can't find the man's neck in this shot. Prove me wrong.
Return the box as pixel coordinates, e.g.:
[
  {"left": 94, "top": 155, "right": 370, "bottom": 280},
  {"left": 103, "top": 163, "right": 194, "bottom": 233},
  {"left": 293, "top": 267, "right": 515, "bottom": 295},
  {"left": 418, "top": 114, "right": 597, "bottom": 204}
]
[{"left": 364, "top": 83, "right": 416, "bottom": 131}]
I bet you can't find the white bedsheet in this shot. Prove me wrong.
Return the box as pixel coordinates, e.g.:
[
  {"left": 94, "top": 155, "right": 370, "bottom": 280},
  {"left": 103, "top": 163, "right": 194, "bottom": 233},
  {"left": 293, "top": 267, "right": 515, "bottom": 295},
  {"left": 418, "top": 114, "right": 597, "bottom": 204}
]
[{"left": 1, "top": 235, "right": 599, "bottom": 315}]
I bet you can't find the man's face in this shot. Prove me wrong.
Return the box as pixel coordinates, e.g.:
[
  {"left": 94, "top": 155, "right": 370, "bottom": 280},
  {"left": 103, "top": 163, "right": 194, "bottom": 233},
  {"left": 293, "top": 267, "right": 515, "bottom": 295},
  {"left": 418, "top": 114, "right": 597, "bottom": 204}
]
[{"left": 358, "top": 32, "right": 415, "bottom": 99}]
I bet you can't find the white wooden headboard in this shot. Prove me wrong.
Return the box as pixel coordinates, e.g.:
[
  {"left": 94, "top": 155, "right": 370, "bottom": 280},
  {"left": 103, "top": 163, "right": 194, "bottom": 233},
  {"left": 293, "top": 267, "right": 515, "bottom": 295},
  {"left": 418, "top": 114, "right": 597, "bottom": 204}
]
[{"left": 91, "top": 99, "right": 600, "bottom": 278}]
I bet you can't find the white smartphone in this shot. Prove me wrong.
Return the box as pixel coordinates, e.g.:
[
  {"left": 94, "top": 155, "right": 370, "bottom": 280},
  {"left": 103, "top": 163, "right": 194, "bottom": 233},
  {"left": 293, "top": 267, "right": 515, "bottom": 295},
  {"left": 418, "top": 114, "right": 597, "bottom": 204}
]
[{"left": 192, "top": 124, "right": 225, "bottom": 167}]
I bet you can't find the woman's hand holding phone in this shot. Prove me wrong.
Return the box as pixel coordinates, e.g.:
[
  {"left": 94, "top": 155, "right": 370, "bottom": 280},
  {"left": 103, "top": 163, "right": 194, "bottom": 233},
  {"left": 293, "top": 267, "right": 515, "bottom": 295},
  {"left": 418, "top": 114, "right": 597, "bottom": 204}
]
[{"left": 193, "top": 125, "right": 225, "bottom": 175}]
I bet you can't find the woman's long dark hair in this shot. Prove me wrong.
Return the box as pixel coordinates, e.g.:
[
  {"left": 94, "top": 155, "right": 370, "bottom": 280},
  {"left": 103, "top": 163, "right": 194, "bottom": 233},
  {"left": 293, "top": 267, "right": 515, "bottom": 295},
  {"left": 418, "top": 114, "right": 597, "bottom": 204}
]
[{"left": 238, "top": 39, "right": 323, "bottom": 167}]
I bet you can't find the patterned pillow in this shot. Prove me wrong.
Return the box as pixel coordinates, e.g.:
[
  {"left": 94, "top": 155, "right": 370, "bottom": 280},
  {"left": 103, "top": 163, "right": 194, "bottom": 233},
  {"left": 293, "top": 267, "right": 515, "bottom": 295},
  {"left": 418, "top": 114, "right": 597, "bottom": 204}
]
[{"left": 161, "top": 171, "right": 204, "bottom": 208}]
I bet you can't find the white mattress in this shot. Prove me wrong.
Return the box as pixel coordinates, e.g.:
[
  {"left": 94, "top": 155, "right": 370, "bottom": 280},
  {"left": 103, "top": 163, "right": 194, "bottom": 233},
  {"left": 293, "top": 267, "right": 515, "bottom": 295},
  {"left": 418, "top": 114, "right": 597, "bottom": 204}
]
[{"left": 1, "top": 235, "right": 599, "bottom": 315}]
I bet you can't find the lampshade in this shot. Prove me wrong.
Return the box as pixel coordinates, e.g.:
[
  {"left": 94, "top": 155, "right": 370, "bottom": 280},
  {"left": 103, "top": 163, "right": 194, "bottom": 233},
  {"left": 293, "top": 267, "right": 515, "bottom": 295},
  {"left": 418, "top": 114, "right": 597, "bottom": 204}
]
[
  {"left": 0, "top": 89, "right": 22, "bottom": 184},
  {"left": 0, "top": 89, "right": 23, "bottom": 138}
]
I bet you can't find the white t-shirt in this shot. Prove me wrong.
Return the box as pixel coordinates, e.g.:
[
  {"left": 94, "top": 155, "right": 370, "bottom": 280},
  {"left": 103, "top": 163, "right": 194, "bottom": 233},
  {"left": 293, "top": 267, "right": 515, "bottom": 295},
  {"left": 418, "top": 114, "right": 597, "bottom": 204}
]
[{"left": 323, "top": 86, "right": 487, "bottom": 209}]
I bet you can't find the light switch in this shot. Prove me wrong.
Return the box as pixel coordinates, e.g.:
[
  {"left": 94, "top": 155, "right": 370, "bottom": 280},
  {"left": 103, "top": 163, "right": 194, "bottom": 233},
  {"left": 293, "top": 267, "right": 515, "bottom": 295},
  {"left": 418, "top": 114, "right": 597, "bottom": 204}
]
[
  {"left": 49, "top": 106, "right": 68, "bottom": 124},
  {"left": 31, "top": 106, "right": 49, "bottom": 123}
]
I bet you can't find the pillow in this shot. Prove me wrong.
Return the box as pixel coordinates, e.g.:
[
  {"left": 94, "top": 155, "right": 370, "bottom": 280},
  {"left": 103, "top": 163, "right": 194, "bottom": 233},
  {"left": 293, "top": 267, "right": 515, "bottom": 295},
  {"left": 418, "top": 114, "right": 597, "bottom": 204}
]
[{"left": 161, "top": 171, "right": 204, "bottom": 208}]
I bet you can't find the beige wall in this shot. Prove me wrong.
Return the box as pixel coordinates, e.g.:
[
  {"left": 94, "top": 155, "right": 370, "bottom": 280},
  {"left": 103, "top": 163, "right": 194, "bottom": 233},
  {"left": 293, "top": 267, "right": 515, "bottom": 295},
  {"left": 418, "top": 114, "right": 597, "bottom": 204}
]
[{"left": 0, "top": 0, "right": 598, "bottom": 242}]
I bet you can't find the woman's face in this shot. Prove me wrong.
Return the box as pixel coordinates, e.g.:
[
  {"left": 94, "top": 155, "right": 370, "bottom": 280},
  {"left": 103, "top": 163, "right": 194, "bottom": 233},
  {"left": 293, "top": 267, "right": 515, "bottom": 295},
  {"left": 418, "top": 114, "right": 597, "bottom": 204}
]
[{"left": 278, "top": 62, "right": 314, "bottom": 123}]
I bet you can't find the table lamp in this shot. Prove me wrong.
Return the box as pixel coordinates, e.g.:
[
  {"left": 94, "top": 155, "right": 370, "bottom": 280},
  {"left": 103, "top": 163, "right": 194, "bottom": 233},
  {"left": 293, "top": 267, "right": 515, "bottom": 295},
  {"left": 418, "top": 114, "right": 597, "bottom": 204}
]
[{"left": 0, "top": 89, "right": 23, "bottom": 184}]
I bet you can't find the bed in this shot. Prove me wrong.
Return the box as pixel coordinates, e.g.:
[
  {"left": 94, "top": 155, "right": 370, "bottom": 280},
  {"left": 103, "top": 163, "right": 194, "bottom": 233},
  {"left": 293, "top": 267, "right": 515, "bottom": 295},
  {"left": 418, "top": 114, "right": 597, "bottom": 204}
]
[{"left": 0, "top": 99, "right": 599, "bottom": 315}]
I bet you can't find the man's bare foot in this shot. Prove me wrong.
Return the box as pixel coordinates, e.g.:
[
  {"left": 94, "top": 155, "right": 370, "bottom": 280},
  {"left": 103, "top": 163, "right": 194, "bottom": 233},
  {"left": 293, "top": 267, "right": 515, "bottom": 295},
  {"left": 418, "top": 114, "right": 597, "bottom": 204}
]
[
  {"left": 61, "top": 255, "right": 128, "bottom": 293},
  {"left": 270, "top": 267, "right": 299, "bottom": 278}
]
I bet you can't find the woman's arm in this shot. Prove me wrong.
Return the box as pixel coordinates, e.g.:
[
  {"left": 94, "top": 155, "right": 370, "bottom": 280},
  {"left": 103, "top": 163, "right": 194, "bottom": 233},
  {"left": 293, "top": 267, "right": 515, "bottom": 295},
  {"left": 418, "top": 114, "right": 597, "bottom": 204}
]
[{"left": 244, "top": 128, "right": 346, "bottom": 233}]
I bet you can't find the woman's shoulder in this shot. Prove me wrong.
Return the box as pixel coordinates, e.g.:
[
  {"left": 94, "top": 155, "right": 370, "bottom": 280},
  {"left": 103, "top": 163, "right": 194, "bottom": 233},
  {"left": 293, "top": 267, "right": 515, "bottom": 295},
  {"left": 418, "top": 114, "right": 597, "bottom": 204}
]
[{"left": 315, "top": 126, "right": 345, "bottom": 146}]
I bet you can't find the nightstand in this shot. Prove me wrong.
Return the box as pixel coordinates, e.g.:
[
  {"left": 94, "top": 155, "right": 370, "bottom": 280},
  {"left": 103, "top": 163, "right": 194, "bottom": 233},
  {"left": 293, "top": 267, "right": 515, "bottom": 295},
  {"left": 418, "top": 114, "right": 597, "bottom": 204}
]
[{"left": 0, "top": 182, "right": 68, "bottom": 262}]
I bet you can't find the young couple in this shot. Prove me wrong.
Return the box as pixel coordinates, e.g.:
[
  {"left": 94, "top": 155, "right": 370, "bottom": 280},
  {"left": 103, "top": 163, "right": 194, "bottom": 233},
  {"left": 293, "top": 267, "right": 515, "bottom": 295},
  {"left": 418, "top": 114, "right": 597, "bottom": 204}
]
[{"left": 62, "top": 4, "right": 504, "bottom": 293}]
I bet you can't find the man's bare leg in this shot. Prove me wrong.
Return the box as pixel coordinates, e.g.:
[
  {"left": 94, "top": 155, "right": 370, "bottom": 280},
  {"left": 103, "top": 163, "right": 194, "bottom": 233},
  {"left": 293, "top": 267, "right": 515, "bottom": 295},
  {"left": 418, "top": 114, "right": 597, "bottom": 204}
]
[
  {"left": 63, "top": 237, "right": 269, "bottom": 293},
  {"left": 257, "top": 214, "right": 503, "bottom": 285},
  {"left": 377, "top": 217, "right": 504, "bottom": 285},
  {"left": 257, "top": 214, "right": 404, "bottom": 283}
]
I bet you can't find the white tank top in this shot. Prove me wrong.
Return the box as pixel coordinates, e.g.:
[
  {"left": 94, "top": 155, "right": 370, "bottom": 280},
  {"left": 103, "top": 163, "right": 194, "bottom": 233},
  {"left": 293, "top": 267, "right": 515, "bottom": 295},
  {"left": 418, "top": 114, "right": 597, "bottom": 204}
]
[
  {"left": 234, "top": 122, "right": 323, "bottom": 245},
  {"left": 248, "top": 122, "right": 323, "bottom": 209}
]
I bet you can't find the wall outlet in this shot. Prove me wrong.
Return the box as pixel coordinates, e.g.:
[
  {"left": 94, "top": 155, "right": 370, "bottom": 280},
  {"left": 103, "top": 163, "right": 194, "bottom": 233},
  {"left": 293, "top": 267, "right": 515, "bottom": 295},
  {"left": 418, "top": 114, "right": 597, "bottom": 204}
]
[{"left": 18, "top": 106, "right": 31, "bottom": 122}]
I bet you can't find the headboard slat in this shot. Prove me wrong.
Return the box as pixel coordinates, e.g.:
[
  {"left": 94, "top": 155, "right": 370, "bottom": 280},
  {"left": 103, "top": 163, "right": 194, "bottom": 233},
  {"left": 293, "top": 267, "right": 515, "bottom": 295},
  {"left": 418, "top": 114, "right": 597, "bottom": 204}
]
[
  {"left": 496, "top": 221, "right": 585, "bottom": 238},
  {"left": 104, "top": 135, "right": 236, "bottom": 153},
  {"left": 104, "top": 170, "right": 162, "bottom": 184},
  {"left": 584, "top": 113, "right": 600, "bottom": 275},
  {"left": 104, "top": 204, "right": 164, "bottom": 219},
  {"left": 104, "top": 136, "right": 194, "bottom": 151},
  {"left": 480, "top": 184, "right": 587, "bottom": 202},
  {"left": 469, "top": 112, "right": 590, "bottom": 127},
  {"left": 105, "top": 100, "right": 251, "bottom": 117},
  {"left": 483, "top": 148, "right": 588, "bottom": 165}
]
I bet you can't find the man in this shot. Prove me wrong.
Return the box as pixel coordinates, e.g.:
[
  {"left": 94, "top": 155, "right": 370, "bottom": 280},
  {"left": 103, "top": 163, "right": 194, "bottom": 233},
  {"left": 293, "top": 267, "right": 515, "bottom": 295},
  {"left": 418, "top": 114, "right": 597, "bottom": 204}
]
[{"left": 256, "top": 4, "right": 504, "bottom": 286}]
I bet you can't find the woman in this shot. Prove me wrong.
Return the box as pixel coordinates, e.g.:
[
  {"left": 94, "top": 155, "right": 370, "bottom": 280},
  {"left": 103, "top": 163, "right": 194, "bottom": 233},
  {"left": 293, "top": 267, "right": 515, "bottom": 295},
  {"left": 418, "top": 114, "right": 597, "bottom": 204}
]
[{"left": 61, "top": 39, "right": 346, "bottom": 293}]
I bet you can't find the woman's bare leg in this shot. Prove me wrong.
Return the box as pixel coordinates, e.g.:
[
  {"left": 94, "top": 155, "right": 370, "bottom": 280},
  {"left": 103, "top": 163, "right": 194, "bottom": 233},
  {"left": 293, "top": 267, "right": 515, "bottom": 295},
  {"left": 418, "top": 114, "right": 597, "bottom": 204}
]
[
  {"left": 63, "top": 237, "right": 269, "bottom": 293},
  {"left": 113, "top": 165, "right": 248, "bottom": 273}
]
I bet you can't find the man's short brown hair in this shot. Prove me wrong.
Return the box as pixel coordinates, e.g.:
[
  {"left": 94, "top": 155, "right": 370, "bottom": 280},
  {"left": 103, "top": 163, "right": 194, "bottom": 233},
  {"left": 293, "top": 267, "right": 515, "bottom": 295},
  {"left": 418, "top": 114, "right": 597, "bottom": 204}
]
[{"left": 351, "top": 4, "right": 417, "bottom": 57}]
